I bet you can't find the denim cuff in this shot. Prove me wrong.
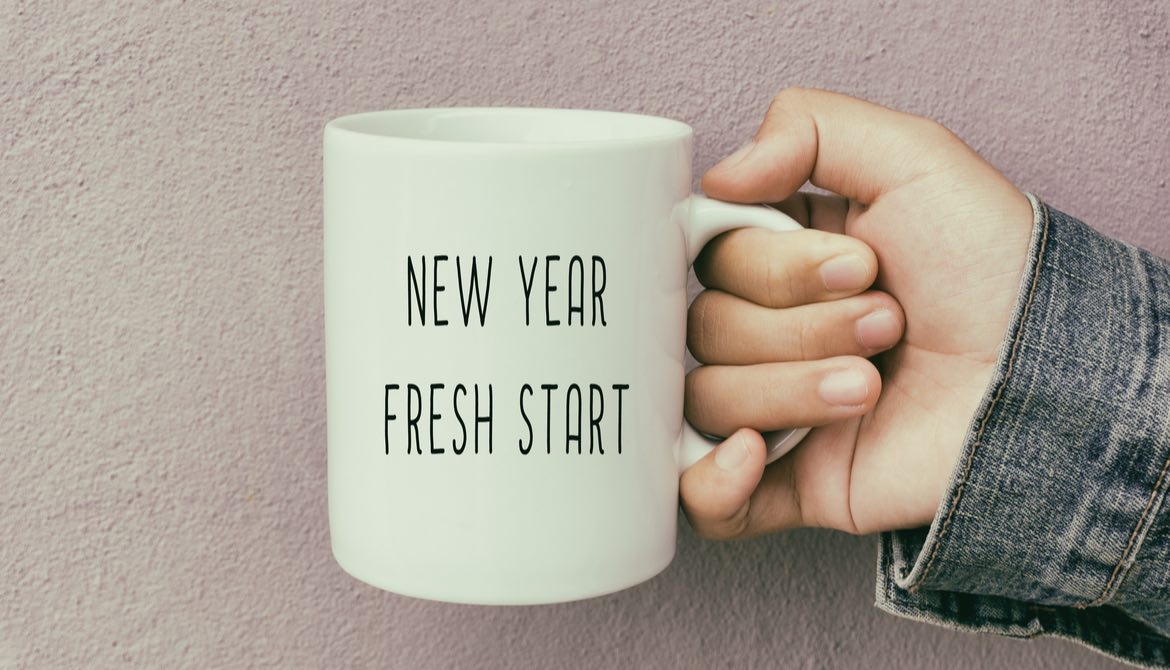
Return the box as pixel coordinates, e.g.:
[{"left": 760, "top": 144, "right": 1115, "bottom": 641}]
[{"left": 875, "top": 194, "right": 1170, "bottom": 668}]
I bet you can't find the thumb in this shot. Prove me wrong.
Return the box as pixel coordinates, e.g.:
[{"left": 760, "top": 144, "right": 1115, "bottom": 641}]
[
  {"left": 679, "top": 428, "right": 768, "bottom": 540},
  {"left": 702, "top": 87, "right": 964, "bottom": 206}
]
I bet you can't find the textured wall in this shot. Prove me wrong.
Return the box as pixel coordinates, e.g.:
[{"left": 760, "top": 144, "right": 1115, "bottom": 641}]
[{"left": 2, "top": 1, "right": 1167, "bottom": 668}]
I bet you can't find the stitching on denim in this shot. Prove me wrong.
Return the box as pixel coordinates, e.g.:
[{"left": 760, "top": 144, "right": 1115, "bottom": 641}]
[
  {"left": 911, "top": 201, "right": 1051, "bottom": 590},
  {"left": 1081, "top": 451, "right": 1170, "bottom": 608},
  {"left": 881, "top": 592, "right": 1170, "bottom": 647}
]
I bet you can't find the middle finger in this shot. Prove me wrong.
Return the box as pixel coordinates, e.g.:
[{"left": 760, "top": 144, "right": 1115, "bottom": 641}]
[{"left": 688, "top": 288, "right": 904, "bottom": 365}]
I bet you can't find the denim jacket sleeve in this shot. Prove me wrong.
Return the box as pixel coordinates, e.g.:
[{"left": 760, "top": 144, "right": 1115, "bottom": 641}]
[{"left": 875, "top": 194, "right": 1170, "bottom": 668}]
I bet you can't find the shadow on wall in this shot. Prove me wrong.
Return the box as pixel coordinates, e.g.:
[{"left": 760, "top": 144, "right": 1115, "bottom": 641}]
[{"left": 331, "top": 523, "right": 1109, "bottom": 670}]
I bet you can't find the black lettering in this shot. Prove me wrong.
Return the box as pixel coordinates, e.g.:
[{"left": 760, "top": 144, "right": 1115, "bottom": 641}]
[
  {"left": 406, "top": 384, "right": 422, "bottom": 454},
  {"left": 428, "top": 383, "right": 445, "bottom": 454},
  {"left": 612, "top": 383, "right": 629, "bottom": 454},
  {"left": 541, "top": 383, "right": 557, "bottom": 454},
  {"left": 432, "top": 255, "right": 449, "bottom": 326},
  {"left": 518, "top": 384, "right": 533, "bottom": 455},
  {"left": 407, "top": 258, "right": 425, "bottom": 325},
  {"left": 589, "top": 383, "right": 604, "bottom": 454},
  {"left": 566, "top": 383, "right": 581, "bottom": 454},
  {"left": 592, "top": 256, "right": 607, "bottom": 326},
  {"left": 519, "top": 256, "right": 537, "bottom": 326},
  {"left": 452, "top": 384, "right": 467, "bottom": 455},
  {"left": 457, "top": 256, "right": 493, "bottom": 327},
  {"left": 567, "top": 255, "right": 584, "bottom": 326},
  {"left": 545, "top": 255, "right": 561, "bottom": 326},
  {"left": 474, "top": 383, "right": 493, "bottom": 454},
  {"left": 384, "top": 384, "right": 400, "bottom": 455}
]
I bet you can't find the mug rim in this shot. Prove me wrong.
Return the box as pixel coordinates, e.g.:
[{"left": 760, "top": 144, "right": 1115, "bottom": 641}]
[{"left": 325, "top": 106, "right": 694, "bottom": 149}]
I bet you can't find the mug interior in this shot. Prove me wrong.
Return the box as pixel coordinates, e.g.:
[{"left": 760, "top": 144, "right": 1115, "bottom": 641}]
[{"left": 327, "top": 107, "right": 692, "bottom": 145}]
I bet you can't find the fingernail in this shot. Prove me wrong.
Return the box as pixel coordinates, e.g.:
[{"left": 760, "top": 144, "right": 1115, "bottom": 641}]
[
  {"left": 714, "top": 139, "right": 757, "bottom": 171},
  {"left": 714, "top": 433, "right": 750, "bottom": 471},
  {"left": 855, "top": 309, "right": 901, "bottom": 349},
  {"left": 818, "top": 370, "right": 869, "bottom": 407},
  {"left": 820, "top": 255, "right": 870, "bottom": 292}
]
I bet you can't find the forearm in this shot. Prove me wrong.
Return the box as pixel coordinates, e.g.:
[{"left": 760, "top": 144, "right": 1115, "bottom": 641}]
[{"left": 877, "top": 195, "right": 1170, "bottom": 668}]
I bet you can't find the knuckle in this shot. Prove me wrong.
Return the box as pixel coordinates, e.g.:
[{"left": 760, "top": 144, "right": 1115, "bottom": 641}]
[
  {"left": 796, "top": 314, "right": 819, "bottom": 361},
  {"left": 761, "top": 255, "right": 799, "bottom": 307},
  {"left": 763, "top": 89, "right": 820, "bottom": 151}
]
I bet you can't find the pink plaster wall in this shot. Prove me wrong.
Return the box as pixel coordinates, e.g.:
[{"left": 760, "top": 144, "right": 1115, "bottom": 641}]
[{"left": 3, "top": 1, "right": 1167, "bottom": 668}]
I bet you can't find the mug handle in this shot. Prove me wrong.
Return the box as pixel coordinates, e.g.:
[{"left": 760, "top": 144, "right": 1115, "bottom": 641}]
[{"left": 677, "top": 194, "right": 812, "bottom": 472}]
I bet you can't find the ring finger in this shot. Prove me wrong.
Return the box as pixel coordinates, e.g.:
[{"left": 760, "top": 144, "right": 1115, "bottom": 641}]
[{"left": 685, "top": 356, "right": 880, "bottom": 436}]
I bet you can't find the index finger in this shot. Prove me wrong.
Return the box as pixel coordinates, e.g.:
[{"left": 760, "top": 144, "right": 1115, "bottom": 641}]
[{"left": 701, "top": 88, "right": 966, "bottom": 205}]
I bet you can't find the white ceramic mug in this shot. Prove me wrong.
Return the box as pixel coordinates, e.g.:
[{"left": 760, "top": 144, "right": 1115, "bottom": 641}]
[{"left": 324, "top": 107, "right": 808, "bottom": 604}]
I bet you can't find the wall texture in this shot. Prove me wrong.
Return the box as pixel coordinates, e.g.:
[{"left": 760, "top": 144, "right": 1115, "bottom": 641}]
[{"left": 2, "top": 1, "right": 1167, "bottom": 668}]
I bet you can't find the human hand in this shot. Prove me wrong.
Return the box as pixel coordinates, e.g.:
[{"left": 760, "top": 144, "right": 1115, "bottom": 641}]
[{"left": 682, "top": 88, "right": 1034, "bottom": 537}]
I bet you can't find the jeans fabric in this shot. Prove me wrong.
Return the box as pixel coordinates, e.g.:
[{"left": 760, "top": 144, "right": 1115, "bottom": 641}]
[{"left": 875, "top": 195, "right": 1170, "bottom": 668}]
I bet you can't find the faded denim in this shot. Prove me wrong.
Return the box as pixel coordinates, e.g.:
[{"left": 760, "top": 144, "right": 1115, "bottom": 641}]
[{"left": 875, "top": 195, "right": 1170, "bottom": 668}]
